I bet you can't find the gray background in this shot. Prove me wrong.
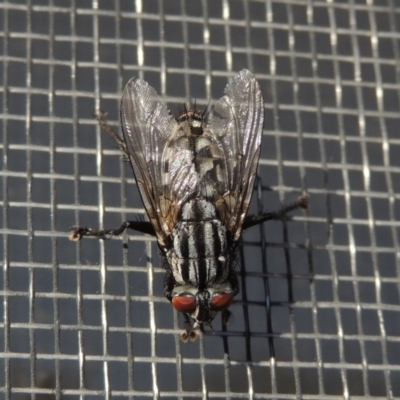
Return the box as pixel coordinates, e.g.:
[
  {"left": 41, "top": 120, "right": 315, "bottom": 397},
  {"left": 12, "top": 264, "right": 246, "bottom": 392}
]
[{"left": 1, "top": 0, "right": 400, "bottom": 398}]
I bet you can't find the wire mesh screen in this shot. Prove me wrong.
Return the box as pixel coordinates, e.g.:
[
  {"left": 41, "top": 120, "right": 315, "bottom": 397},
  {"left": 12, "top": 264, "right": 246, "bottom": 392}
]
[{"left": 2, "top": 0, "right": 400, "bottom": 398}]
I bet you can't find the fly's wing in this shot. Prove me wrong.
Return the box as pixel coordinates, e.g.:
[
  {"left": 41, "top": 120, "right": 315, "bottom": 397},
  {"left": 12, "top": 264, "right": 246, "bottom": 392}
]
[
  {"left": 206, "top": 69, "right": 264, "bottom": 241},
  {"left": 120, "top": 78, "right": 179, "bottom": 244}
]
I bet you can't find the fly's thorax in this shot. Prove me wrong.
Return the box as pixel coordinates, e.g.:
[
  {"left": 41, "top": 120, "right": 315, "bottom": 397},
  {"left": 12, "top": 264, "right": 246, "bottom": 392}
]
[{"left": 167, "top": 199, "right": 230, "bottom": 286}]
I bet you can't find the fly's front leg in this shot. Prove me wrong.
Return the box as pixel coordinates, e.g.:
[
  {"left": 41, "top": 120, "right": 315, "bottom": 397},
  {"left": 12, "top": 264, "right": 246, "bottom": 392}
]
[
  {"left": 180, "top": 314, "right": 200, "bottom": 343},
  {"left": 164, "top": 270, "right": 200, "bottom": 342},
  {"left": 221, "top": 309, "right": 232, "bottom": 326},
  {"left": 69, "top": 220, "right": 156, "bottom": 241}
]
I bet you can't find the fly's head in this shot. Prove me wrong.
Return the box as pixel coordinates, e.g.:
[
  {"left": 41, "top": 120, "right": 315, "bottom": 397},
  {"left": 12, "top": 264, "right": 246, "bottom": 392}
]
[
  {"left": 176, "top": 106, "right": 208, "bottom": 136},
  {"left": 165, "top": 271, "right": 239, "bottom": 326}
]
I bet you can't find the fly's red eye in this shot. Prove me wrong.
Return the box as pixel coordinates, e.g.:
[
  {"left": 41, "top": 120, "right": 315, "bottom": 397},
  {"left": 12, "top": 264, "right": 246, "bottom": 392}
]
[
  {"left": 211, "top": 293, "right": 234, "bottom": 311},
  {"left": 172, "top": 296, "right": 196, "bottom": 313}
]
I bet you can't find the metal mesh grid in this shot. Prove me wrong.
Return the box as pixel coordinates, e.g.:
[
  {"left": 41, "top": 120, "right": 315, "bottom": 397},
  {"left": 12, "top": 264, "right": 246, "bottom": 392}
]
[{"left": 1, "top": 0, "right": 400, "bottom": 398}]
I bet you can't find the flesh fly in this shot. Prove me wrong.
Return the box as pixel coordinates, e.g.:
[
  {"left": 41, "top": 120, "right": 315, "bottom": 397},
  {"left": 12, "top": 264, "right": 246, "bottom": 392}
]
[{"left": 70, "top": 70, "right": 307, "bottom": 341}]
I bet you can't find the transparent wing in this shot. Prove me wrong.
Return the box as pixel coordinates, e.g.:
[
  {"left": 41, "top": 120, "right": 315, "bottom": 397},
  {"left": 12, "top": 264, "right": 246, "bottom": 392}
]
[
  {"left": 206, "top": 69, "right": 264, "bottom": 241},
  {"left": 120, "top": 71, "right": 263, "bottom": 243},
  {"left": 120, "top": 78, "right": 179, "bottom": 244}
]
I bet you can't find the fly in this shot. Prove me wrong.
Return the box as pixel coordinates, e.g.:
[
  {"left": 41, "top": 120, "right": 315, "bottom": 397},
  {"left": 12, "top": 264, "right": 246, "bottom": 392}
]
[{"left": 70, "top": 70, "right": 308, "bottom": 341}]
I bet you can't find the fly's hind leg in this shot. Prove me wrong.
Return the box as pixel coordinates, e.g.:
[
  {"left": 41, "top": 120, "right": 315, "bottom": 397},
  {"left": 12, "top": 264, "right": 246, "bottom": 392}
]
[
  {"left": 95, "top": 111, "right": 129, "bottom": 158},
  {"left": 69, "top": 112, "right": 149, "bottom": 242}
]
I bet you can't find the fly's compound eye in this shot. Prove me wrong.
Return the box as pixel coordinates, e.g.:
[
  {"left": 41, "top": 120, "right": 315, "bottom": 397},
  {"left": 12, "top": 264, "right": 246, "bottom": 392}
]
[
  {"left": 211, "top": 293, "right": 234, "bottom": 311},
  {"left": 172, "top": 295, "right": 196, "bottom": 313}
]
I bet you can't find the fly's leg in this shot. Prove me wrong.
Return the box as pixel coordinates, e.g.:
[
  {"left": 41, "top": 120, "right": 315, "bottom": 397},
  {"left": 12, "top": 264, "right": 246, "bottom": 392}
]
[
  {"left": 243, "top": 195, "right": 308, "bottom": 230},
  {"left": 180, "top": 314, "right": 200, "bottom": 343},
  {"left": 69, "top": 112, "right": 154, "bottom": 242},
  {"left": 221, "top": 309, "right": 232, "bottom": 326},
  {"left": 95, "top": 111, "right": 129, "bottom": 158},
  {"left": 70, "top": 220, "right": 155, "bottom": 241},
  {"left": 164, "top": 272, "right": 200, "bottom": 343}
]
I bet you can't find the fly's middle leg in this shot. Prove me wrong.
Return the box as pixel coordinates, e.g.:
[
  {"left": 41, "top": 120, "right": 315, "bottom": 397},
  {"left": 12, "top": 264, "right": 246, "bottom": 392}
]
[
  {"left": 243, "top": 195, "right": 308, "bottom": 230},
  {"left": 70, "top": 220, "right": 155, "bottom": 241}
]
